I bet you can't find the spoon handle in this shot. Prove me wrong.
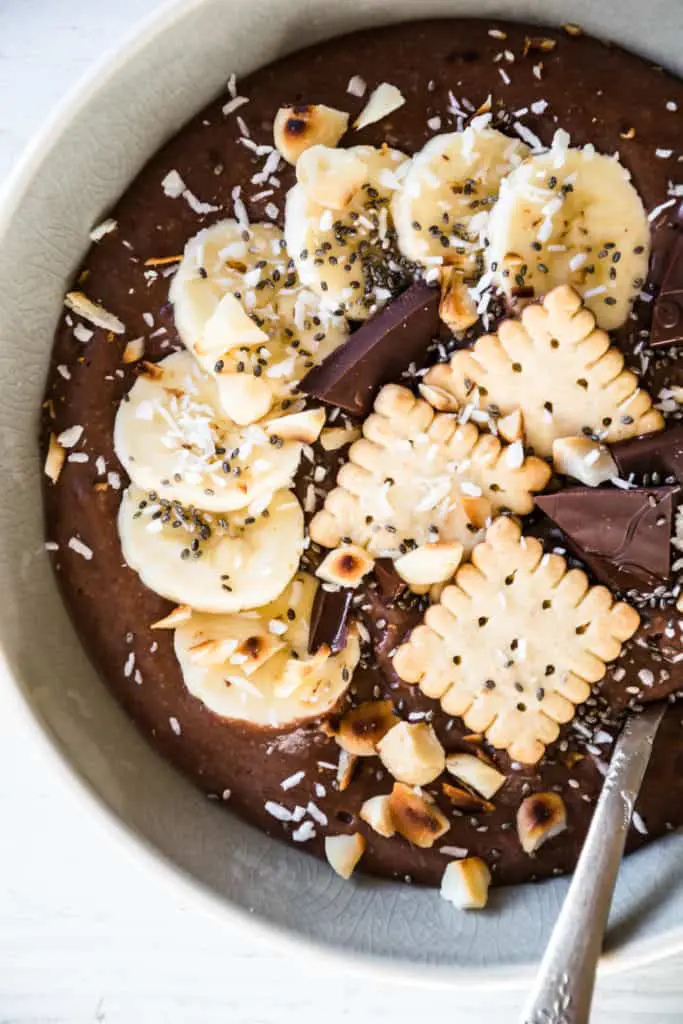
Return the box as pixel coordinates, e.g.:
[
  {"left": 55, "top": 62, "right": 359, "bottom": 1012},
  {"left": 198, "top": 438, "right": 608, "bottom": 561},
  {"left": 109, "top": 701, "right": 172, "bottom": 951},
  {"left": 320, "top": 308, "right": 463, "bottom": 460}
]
[{"left": 520, "top": 704, "right": 665, "bottom": 1024}]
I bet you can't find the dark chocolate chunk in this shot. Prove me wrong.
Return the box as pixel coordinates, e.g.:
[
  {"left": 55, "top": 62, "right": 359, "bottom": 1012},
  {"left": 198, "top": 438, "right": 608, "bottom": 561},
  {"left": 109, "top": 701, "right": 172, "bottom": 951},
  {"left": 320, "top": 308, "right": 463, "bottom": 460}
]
[
  {"left": 373, "top": 558, "right": 408, "bottom": 601},
  {"left": 308, "top": 585, "right": 353, "bottom": 654},
  {"left": 300, "top": 282, "right": 439, "bottom": 416},
  {"left": 535, "top": 486, "right": 676, "bottom": 591},
  {"left": 610, "top": 426, "right": 683, "bottom": 485},
  {"left": 651, "top": 232, "right": 683, "bottom": 347}
]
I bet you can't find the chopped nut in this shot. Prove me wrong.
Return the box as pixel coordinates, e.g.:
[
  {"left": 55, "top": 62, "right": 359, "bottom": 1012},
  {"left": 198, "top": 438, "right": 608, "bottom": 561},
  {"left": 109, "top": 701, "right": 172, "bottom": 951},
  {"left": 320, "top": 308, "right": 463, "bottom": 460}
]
[
  {"left": 441, "top": 782, "right": 495, "bottom": 814},
  {"left": 139, "top": 360, "right": 164, "bottom": 380},
  {"left": 517, "top": 792, "right": 567, "bottom": 854},
  {"left": 335, "top": 700, "right": 398, "bottom": 756},
  {"left": 440, "top": 857, "right": 491, "bottom": 909},
  {"left": 216, "top": 373, "right": 273, "bottom": 426},
  {"left": 418, "top": 382, "right": 460, "bottom": 413},
  {"left": 151, "top": 605, "right": 193, "bottom": 629},
  {"left": 497, "top": 408, "right": 524, "bottom": 444},
  {"left": 264, "top": 408, "right": 326, "bottom": 444},
  {"left": 446, "top": 753, "right": 506, "bottom": 800},
  {"left": 394, "top": 541, "right": 463, "bottom": 587},
  {"left": 44, "top": 433, "right": 65, "bottom": 484},
  {"left": 143, "top": 254, "right": 182, "bottom": 266},
  {"left": 359, "top": 793, "right": 396, "bottom": 837},
  {"left": 439, "top": 269, "right": 478, "bottom": 333},
  {"left": 325, "top": 832, "right": 366, "bottom": 879},
  {"left": 377, "top": 721, "right": 445, "bottom": 786},
  {"left": 336, "top": 749, "right": 357, "bottom": 791},
  {"left": 297, "top": 145, "right": 367, "bottom": 209},
  {"left": 562, "top": 22, "right": 583, "bottom": 36},
  {"left": 64, "top": 291, "right": 125, "bottom": 334},
  {"left": 619, "top": 127, "right": 636, "bottom": 140},
  {"left": 523, "top": 36, "right": 558, "bottom": 56},
  {"left": 317, "top": 544, "right": 374, "bottom": 588},
  {"left": 354, "top": 82, "right": 405, "bottom": 130},
  {"left": 389, "top": 782, "right": 450, "bottom": 848},
  {"left": 273, "top": 104, "right": 349, "bottom": 165},
  {"left": 552, "top": 436, "right": 618, "bottom": 487},
  {"left": 199, "top": 292, "right": 268, "bottom": 359},
  {"left": 320, "top": 425, "right": 361, "bottom": 451},
  {"left": 122, "top": 337, "right": 145, "bottom": 364}
]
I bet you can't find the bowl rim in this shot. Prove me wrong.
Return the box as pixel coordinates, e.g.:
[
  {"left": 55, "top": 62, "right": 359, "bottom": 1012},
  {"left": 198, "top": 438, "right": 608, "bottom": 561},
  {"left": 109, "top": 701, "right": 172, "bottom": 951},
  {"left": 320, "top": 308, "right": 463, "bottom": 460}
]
[{"left": 2, "top": 0, "right": 683, "bottom": 987}]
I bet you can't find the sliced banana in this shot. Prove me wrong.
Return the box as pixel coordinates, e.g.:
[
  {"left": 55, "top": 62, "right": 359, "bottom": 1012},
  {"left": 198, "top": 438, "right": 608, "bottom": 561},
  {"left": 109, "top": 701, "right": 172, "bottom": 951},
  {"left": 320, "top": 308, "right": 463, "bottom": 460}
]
[
  {"left": 118, "top": 485, "right": 304, "bottom": 613},
  {"left": 487, "top": 137, "right": 650, "bottom": 330},
  {"left": 169, "top": 219, "right": 348, "bottom": 423},
  {"left": 392, "top": 121, "right": 528, "bottom": 276},
  {"left": 114, "top": 351, "right": 302, "bottom": 512},
  {"left": 285, "top": 144, "right": 409, "bottom": 320},
  {"left": 174, "top": 572, "right": 360, "bottom": 726}
]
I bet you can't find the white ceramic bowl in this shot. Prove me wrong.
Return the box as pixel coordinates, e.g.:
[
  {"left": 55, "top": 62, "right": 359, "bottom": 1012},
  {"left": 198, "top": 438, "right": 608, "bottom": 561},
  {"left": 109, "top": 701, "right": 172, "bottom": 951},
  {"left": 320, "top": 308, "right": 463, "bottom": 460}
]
[{"left": 2, "top": 0, "right": 683, "bottom": 987}]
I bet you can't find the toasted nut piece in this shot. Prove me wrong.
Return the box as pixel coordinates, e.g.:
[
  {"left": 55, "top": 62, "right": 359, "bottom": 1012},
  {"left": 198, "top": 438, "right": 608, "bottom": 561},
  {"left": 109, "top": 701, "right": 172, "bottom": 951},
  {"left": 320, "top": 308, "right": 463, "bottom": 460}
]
[
  {"left": 671, "top": 385, "right": 683, "bottom": 404},
  {"left": 552, "top": 436, "right": 618, "bottom": 487},
  {"left": 200, "top": 293, "right": 269, "bottom": 359},
  {"left": 139, "top": 360, "right": 164, "bottom": 380},
  {"left": 44, "top": 433, "right": 66, "bottom": 484},
  {"left": 215, "top": 373, "right": 273, "bottom": 426},
  {"left": 324, "top": 832, "right": 366, "bottom": 879},
  {"left": 562, "top": 22, "right": 583, "bottom": 36},
  {"left": 418, "top": 382, "right": 460, "bottom": 413},
  {"left": 359, "top": 793, "right": 396, "bottom": 837},
  {"left": 336, "top": 700, "right": 398, "bottom": 756},
  {"left": 151, "top": 604, "right": 193, "bottom": 629},
  {"left": 517, "top": 792, "right": 568, "bottom": 854},
  {"left": 354, "top": 82, "right": 405, "bottom": 130},
  {"left": 336, "top": 749, "right": 357, "bottom": 792},
  {"left": 317, "top": 544, "right": 374, "bottom": 588},
  {"left": 320, "top": 425, "right": 361, "bottom": 451},
  {"left": 394, "top": 541, "right": 463, "bottom": 588},
  {"left": 377, "top": 721, "right": 446, "bottom": 786},
  {"left": 122, "top": 337, "right": 145, "bottom": 363},
  {"left": 445, "top": 753, "right": 506, "bottom": 800},
  {"left": 439, "top": 270, "right": 478, "bottom": 333},
  {"left": 276, "top": 646, "right": 331, "bottom": 697},
  {"left": 274, "top": 104, "right": 349, "bottom": 165},
  {"left": 441, "top": 782, "right": 495, "bottom": 814},
  {"left": 264, "top": 408, "right": 326, "bottom": 444},
  {"left": 389, "top": 782, "right": 450, "bottom": 848},
  {"left": 296, "top": 145, "right": 367, "bottom": 209},
  {"left": 497, "top": 408, "right": 524, "bottom": 444},
  {"left": 64, "top": 290, "right": 125, "bottom": 334},
  {"left": 440, "top": 857, "right": 491, "bottom": 909}
]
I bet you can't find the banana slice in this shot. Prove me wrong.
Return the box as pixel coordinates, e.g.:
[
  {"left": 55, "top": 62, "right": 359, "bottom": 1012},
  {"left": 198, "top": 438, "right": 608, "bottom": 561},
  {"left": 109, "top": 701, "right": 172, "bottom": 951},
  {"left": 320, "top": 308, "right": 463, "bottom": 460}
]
[
  {"left": 392, "top": 121, "right": 528, "bottom": 275},
  {"left": 118, "top": 485, "right": 304, "bottom": 613},
  {"left": 487, "top": 137, "right": 650, "bottom": 330},
  {"left": 284, "top": 144, "right": 409, "bottom": 320},
  {"left": 169, "top": 219, "right": 348, "bottom": 423},
  {"left": 174, "top": 572, "right": 360, "bottom": 726},
  {"left": 114, "top": 351, "right": 302, "bottom": 512}
]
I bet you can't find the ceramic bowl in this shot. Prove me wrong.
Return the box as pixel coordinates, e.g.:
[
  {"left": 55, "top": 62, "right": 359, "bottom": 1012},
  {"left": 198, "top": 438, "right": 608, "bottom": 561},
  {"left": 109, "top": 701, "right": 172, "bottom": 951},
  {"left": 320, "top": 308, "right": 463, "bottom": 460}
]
[{"left": 1, "top": 0, "right": 682, "bottom": 986}]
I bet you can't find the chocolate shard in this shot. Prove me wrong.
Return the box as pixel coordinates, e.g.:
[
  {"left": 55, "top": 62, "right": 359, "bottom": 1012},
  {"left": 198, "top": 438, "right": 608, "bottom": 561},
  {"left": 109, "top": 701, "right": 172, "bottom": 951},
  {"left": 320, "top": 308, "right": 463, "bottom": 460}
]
[
  {"left": 535, "top": 486, "right": 676, "bottom": 591},
  {"left": 373, "top": 557, "right": 408, "bottom": 601},
  {"left": 300, "top": 282, "right": 439, "bottom": 417},
  {"left": 308, "top": 585, "right": 354, "bottom": 655},
  {"left": 651, "top": 231, "right": 683, "bottom": 347},
  {"left": 610, "top": 425, "right": 683, "bottom": 485}
]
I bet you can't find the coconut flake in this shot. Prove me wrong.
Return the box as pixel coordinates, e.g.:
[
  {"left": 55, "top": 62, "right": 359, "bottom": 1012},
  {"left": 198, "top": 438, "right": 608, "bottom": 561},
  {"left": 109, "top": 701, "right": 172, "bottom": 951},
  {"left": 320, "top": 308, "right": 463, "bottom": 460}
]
[
  {"left": 89, "top": 218, "right": 118, "bottom": 242},
  {"left": 354, "top": 83, "right": 405, "bottom": 130},
  {"left": 64, "top": 292, "right": 125, "bottom": 334},
  {"left": 68, "top": 536, "right": 93, "bottom": 560}
]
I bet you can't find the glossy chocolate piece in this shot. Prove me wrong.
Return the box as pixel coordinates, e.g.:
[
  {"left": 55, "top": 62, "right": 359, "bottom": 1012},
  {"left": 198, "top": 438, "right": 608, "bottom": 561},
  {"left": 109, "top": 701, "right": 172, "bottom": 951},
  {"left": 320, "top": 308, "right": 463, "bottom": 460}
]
[
  {"left": 308, "top": 585, "right": 354, "bottom": 654},
  {"left": 301, "top": 282, "right": 439, "bottom": 416},
  {"left": 651, "top": 231, "right": 683, "bottom": 347},
  {"left": 536, "top": 486, "right": 676, "bottom": 591},
  {"left": 610, "top": 426, "right": 683, "bottom": 484},
  {"left": 373, "top": 558, "right": 408, "bottom": 601}
]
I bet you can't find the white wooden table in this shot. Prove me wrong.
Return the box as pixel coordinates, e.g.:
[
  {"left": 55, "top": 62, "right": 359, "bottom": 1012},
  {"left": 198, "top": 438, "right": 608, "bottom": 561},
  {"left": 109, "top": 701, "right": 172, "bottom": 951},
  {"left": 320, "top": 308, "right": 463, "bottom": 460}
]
[{"left": 1, "top": 3, "right": 682, "bottom": 1020}]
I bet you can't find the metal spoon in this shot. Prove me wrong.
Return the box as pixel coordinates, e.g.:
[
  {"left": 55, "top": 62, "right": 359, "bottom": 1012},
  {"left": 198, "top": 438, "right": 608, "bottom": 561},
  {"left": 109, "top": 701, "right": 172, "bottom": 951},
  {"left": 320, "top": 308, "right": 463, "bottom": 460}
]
[{"left": 521, "top": 703, "right": 666, "bottom": 1024}]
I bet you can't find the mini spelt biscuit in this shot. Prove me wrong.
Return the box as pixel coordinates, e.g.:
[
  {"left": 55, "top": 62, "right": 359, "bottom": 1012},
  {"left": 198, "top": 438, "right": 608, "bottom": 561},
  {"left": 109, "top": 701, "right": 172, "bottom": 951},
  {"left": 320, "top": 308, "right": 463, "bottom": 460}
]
[
  {"left": 393, "top": 515, "right": 640, "bottom": 765},
  {"left": 425, "top": 285, "right": 664, "bottom": 457},
  {"left": 309, "top": 384, "right": 551, "bottom": 571}
]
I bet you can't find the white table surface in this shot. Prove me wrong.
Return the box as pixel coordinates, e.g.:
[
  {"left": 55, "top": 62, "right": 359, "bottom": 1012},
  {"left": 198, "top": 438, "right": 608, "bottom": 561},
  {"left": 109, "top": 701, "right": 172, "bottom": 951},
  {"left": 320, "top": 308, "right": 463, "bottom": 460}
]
[{"left": 1, "top": 2, "right": 682, "bottom": 1021}]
